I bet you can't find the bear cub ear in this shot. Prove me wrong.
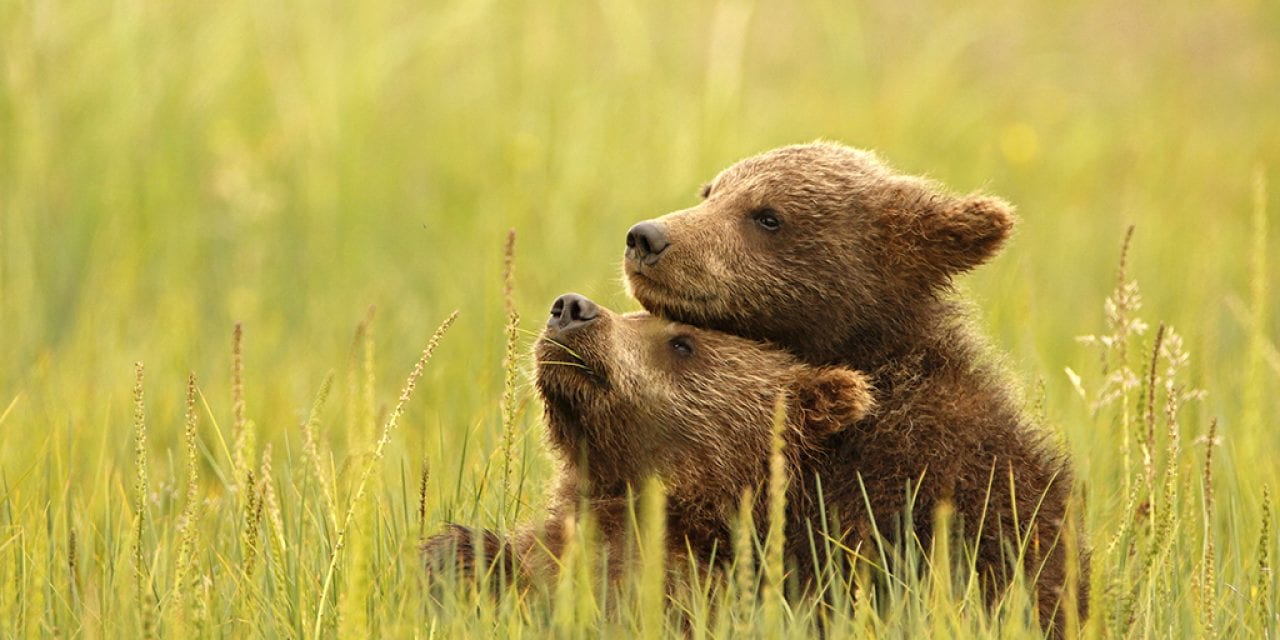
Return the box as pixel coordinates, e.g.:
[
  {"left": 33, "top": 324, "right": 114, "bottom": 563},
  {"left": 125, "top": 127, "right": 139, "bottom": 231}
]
[
  {"left": 792, "top": 367, "right": 876, "bottom": 436},
  {"left": 922, "top": 194, "right": 1015, "bottom": 274}
]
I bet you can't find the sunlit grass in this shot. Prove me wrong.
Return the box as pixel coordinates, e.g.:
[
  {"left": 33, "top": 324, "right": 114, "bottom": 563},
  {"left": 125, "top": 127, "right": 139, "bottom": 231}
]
[{"left": 1, "top": 0, "right": 1277, "bottom": 637}]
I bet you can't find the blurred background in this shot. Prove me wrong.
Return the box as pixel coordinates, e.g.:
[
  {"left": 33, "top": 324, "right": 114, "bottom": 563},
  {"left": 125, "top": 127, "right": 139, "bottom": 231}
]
[{"left": 1, "top": 0, "right": 1277, "bottom": 541}]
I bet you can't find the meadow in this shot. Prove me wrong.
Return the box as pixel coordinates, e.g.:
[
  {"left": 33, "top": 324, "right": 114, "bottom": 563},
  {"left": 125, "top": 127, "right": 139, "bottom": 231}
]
[{"left": 1, "top": 0, "right": 1277, "bottom": 637}]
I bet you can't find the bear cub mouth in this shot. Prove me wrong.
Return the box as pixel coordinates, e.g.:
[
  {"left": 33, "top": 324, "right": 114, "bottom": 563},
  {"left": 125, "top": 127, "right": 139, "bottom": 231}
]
[
  {"left": 536, "top": 293, "right": 615, "bottom": 409},
  {"left": 536, "top": 336, "right": 600, "bottom": 381},
  {"left": 535, "top": 338, "right": 612, "bottom": 425}
]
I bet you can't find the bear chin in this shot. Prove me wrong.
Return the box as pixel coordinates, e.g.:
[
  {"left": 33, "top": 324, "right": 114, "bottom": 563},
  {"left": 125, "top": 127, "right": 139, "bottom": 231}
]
[
  {"left": 533, "top": 334, "right": 614, "bottom": 446},
  {"left": 624, "top": 278, "right": 715, "bottom": 332}
]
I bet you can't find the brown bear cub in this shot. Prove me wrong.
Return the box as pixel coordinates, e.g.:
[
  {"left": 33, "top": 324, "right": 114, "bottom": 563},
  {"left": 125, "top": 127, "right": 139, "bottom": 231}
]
[
  {"left": 624, "top": 142, "right": 1085, "bottom": 629},
  {"left": 421, "top": 293, "right": 875, "bottom": 589}
]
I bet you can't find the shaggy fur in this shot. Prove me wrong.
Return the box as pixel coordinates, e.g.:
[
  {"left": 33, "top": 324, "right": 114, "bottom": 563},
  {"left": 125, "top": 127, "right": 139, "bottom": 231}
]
[
  {"left": 421, "top": 299, "right": 875, "bottom": 590},
  {"left": 623, "top": 142, "right": 1086, "bottom": 631}
]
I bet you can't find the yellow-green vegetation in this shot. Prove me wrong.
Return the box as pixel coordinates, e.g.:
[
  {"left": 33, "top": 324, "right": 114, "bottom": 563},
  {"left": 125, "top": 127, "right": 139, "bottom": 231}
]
[{"left": 1, "top": 0, "right": 1277, "bottom": 637}]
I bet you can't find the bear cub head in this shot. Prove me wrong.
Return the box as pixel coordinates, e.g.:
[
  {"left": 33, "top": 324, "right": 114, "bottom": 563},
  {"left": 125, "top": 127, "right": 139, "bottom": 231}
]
[
  {"left": 535, "top": 292, "right": 874, "bottom": 503},
  {"left": 623, "top": 141, "right": 1015, "bottom": 362}
]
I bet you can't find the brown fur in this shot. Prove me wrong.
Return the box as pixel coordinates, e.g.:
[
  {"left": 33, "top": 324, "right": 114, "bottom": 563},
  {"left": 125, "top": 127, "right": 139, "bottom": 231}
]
[
  {"left": 623, "top": 142, "right": 1086, "bottom": 631},
  {"left": 421, "top": 301, "right": 876, "bottom": 593}
]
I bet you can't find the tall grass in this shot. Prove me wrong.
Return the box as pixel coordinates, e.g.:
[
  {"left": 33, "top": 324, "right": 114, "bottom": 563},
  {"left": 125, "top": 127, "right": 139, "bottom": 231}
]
[{"left": 1, "top": 0, "right": 1277, "bottom": 637}]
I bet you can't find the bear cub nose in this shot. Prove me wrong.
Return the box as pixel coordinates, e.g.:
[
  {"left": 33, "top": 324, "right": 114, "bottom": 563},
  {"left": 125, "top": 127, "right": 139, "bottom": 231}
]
[
  {"left": 548, "top": 293, "right": 599, "bottom": 332},
  {"left": 625, "top": 222, "right": 670, "bottom": 264}
]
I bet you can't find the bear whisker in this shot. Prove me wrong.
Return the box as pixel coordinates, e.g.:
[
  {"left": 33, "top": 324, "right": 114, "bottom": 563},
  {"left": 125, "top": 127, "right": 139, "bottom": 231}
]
[
  {"left": 539, "top": 338, "right": 591, "bottom": 365},
  {"left": 537, "top": 360, "right": 592, "bottom": 372}
]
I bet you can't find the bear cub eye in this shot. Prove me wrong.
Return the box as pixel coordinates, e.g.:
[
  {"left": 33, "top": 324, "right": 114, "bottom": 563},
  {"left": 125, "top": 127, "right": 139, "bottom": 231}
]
[
  {"left": 670, "top": 336, "right": 695, "bottom": 357},
  {"left": 752, "top": 208, "right": 781, "bottom": 231}
]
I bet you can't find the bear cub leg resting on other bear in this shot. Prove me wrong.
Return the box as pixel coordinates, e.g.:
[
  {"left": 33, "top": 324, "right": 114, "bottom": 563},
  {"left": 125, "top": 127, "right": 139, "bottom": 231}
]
[{"left": 420, "top": 293, "right": 875, "bottom": 589}]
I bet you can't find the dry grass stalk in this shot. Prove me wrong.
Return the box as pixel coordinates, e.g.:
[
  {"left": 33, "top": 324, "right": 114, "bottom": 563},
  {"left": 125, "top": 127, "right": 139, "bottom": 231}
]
[
  {"left": 130, "top": 361, "right": 157, "bottom": 639},
  {"left": 1062, "top": 493, "right": 1083, "bottom": 639},
  {"left": 1257, "top": 487, "right": 1274, "bottom": 636},
  {"left": 173, "top": 373, "right": 203, "bottom": 630},
  {"left": 259, "top": 444, "right": 288, "bottom": 592},
  {"left": 313, "top": 310, "right": 459, "bottom": 640},
  {"left": 929, "top": 501, "right": 956, "bottom": 637},
  {"left": 301, "top": 372, "right": 337, "bottom": 527},
  {"left": 344, "top": 310, "right": 370, "bottom": 446},
  {"left": 340, "top": 341, "right": 379, "bottom": 638},
  {"left": 1078, "top": 225, "right": 1147, "bottom": 498},
  {"left": 232, "top": 324, "right": 254, "bottom": 495},
  {"left": 242, "top": 469, "right": 263, "bottom": 579},
  {"left": 67, "top": 521, "right": 79, "bottom": 608},
  {"left": 639, "top": 476, "right": 668, "bottom": 640},
  {"left": 417, "top": 459, "right": 430, "bottom": 543},
  {"left": 1200, "top": 417, "right": 1219, "bottom": 638},
  {"left": 499, "top": 228, "right": 522, "bottom": 526},
  {"left": 1142, "top": 322, "right": 1166, "bottom": 508},
  {"left": 763, "top": 394, "right": 789, "bottom": 635},
  {"left": 361, "top": 306, "right": 377, "bottom": 444},
  {"left": 733, "top": 487, "right": 757, "bottom": 635}
]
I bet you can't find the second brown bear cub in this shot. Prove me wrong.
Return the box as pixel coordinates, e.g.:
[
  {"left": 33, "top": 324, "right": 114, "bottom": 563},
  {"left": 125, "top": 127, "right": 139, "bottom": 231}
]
[
  {"left": 624, "top": 142, "right": 1084, "bottom": 627},
  {"left": 422, "top": 293, "right": 875, "bottom": 585}
]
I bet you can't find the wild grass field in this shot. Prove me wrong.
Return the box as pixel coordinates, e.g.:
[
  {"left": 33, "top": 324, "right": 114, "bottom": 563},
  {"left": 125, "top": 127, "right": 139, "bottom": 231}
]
[{"left": 1, "top": 0, "right": 1278, "bottom": 637}]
